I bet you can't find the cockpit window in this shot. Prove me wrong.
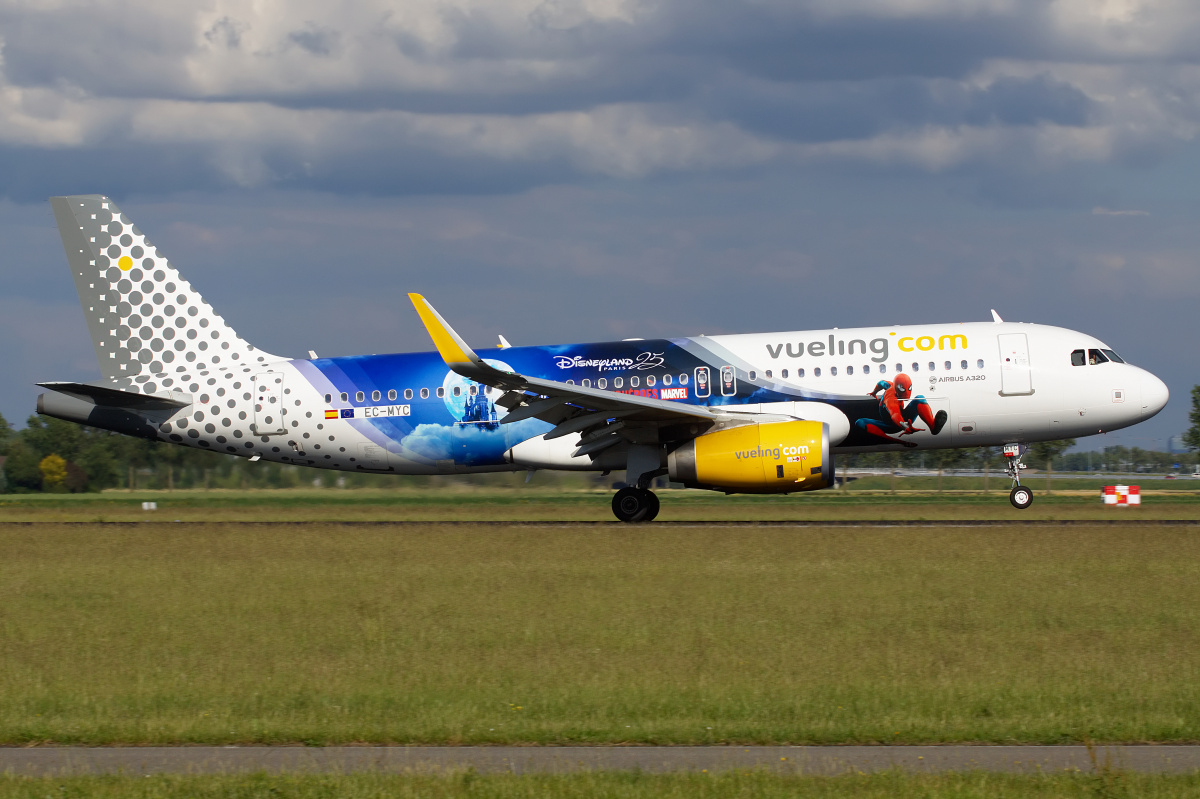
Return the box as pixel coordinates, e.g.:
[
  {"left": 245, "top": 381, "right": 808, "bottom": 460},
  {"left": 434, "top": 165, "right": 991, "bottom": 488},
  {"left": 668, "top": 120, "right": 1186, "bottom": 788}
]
[
  {"left": 1101, "top": 349, "right": 1125, "bottom": 364},
  {"left": 1088, "top": 349, "right": 1109, "bottom": 365},
  {"left": 1071, "top": 349, "right": 1086, "bottom": 366}
]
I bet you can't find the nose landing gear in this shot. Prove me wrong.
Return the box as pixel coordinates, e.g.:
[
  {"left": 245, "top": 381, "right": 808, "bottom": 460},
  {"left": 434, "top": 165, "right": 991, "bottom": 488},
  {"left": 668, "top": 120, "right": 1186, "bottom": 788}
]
[
  {"left": 1003, "top": 444, "right": 1033, "bottom": 509},
  {"left": 612, "top": 486, "right": 660, "bottom": 523}
]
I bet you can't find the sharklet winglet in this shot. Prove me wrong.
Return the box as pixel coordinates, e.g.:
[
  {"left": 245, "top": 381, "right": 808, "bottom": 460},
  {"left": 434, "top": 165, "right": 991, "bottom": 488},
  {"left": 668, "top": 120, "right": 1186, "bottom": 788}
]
[{"left": 408, "top": 294, "right": 512, "bottom": 385}]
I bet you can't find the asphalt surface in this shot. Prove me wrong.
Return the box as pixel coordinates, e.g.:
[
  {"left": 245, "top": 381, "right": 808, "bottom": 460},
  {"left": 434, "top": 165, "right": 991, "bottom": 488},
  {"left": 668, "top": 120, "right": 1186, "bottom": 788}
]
[{"left": 2, "top": 746, "right": 1200, "bottom": 776}]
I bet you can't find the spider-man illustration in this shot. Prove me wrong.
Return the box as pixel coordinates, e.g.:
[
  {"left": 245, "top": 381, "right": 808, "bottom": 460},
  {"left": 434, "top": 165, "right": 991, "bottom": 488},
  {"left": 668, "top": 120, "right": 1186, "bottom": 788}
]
[{"left": 854, "top": 373, "right": 948, "bottom": 447}]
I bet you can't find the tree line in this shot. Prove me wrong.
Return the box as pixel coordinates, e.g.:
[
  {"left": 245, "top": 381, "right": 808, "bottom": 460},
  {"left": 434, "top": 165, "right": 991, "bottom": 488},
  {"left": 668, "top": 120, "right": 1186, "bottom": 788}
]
[{"left": 2, "top": 389, "right": 1198, "bottom": 493}]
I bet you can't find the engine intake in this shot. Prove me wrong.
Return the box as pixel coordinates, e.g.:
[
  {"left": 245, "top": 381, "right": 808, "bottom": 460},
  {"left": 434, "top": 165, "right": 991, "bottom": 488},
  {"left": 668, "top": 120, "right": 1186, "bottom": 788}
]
[{"left": 668, "top": 420, "right": 832, "bottom": 493}]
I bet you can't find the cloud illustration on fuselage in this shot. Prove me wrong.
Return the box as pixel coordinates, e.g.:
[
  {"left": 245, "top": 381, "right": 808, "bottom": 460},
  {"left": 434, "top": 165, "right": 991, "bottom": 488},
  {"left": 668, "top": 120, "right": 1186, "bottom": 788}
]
[{"left": 401, "top": 418, "right": 548, "bottom": 467}]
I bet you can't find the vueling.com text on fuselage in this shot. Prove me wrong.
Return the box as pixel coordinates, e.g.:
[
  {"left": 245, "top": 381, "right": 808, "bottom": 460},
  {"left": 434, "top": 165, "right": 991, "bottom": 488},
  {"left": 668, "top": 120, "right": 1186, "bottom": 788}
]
[{"left": 764, "top": 333, "right": 968, "bottom": 364}]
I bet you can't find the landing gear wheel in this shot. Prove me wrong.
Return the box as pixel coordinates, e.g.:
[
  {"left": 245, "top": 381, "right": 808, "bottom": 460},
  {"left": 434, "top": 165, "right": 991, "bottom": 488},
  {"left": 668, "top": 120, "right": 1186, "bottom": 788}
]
[
  {"left": 644, "top": 490, "right": 660, "bottom": 522},
  {"left": 612, "top": 487, "right": 656, "bottom": 523},
  {"left": 1010, "top": 486, "right": 1033, "bottom": 510}
]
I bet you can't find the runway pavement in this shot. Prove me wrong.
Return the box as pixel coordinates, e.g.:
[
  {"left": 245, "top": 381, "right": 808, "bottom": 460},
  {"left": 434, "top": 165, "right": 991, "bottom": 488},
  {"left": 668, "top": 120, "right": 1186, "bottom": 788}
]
[{"left": 3, "top": 746, "right": 1200, "bottom": 776}]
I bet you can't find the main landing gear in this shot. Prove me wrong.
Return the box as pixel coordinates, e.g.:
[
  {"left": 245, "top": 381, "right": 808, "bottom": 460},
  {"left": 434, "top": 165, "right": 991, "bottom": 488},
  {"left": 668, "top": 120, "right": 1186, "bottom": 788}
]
[
  {"left": 612, "top": 486, "right": 660, "bottom": 523},
  {"left": 1003, "top": 443, "right": 1033, "bottom": 509}
]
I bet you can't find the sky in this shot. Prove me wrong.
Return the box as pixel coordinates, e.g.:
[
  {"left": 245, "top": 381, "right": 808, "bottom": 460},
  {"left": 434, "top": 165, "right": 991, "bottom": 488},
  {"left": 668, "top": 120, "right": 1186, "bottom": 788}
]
[{"left": 1, "top": 0, "right": 1197, "bottom": 452}]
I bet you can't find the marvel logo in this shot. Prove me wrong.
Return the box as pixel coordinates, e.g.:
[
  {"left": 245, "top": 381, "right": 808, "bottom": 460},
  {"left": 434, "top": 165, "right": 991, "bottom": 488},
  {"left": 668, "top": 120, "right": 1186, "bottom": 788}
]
[{"left": 660, "top": 387, "right": 688, "bottom": 400}]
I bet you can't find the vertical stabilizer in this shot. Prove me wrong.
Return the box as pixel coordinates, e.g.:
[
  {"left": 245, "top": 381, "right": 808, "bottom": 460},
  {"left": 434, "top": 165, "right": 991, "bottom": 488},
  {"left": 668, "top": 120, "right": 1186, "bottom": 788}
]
[{"left": 50, "top": 195, "right": 282, "bottom": 383}]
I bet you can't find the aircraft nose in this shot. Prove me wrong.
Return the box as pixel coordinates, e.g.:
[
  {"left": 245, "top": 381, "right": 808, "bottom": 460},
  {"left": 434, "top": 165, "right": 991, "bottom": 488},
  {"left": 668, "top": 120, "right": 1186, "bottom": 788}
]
[{"left": 1140, "top": 370, "right": 1169, "bottom": 419}]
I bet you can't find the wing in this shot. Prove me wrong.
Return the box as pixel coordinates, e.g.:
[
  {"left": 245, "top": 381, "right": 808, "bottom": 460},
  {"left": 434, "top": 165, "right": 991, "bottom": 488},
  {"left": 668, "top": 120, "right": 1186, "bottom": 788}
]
[{"left": 408, "top": 293, "right": 723, "bottom": 457}]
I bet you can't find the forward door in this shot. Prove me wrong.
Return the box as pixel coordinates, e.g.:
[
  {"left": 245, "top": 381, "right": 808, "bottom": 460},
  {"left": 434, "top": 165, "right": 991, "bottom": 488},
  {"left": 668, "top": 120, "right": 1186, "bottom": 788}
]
[{"left": 997, "top": 333, "right": 1033, "bottom": 396}]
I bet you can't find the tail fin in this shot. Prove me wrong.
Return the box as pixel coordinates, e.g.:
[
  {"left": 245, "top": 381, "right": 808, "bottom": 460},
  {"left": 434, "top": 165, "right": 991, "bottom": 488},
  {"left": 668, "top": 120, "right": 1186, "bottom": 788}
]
[{"left": 50, "top": 195, "right": 281, "bottom": 384}]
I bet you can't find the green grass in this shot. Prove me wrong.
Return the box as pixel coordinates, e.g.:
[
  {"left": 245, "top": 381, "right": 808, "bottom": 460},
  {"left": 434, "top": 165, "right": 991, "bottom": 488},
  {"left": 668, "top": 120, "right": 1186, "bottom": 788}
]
[
  {"left": 1, "top": 521, "right": 1199, "bottom": 745},
  {"left": 0, "top": 484, "right": 1198, "bottom": 521},
  {"left": 2, "top": 772, "right": 1199, "bottom": 799}
]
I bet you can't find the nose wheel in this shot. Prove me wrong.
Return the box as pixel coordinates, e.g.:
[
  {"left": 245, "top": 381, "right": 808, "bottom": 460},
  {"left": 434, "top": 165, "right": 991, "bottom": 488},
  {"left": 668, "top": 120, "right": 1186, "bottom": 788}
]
[
  {"left": 1003, "top": 443, "right": 1033, "bottom": 510},
  {"left": 612, "top": 487, "right": 660, "bottom": 523},
  {"left": 1009, "top": 485, "right": 1033, "bottom": 509}
]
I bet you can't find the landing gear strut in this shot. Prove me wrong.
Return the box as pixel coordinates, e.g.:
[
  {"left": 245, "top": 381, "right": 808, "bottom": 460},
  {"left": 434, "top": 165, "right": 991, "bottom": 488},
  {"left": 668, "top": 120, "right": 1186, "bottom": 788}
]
[
  {"left": 1003, "top": 444, "right": 1033, "bottom": 509},
  {"left": 612, "top": 487, "right": 660, "bottom": 523}
]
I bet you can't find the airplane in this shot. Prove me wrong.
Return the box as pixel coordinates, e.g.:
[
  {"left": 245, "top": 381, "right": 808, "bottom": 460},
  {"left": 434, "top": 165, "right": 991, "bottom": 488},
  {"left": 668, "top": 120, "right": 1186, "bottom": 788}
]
[{"left": 37, "top": 195, "right": 1170, "bottom": 521}]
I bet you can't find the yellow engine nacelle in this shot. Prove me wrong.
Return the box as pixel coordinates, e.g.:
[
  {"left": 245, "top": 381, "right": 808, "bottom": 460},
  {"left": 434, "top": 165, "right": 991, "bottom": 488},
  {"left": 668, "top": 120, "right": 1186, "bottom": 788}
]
[{"left": 667, "top": 420, "right": 833, "bottom": 494}]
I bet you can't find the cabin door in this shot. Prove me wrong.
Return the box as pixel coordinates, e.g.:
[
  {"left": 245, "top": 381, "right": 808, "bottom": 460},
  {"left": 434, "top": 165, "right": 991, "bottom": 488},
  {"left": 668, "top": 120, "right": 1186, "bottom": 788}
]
[
  {"left": 253, "top": 372, "right": 287, "bottom": 435},
  {"left": 997, "top": 334, "right": 1033, "bottom": 396}
]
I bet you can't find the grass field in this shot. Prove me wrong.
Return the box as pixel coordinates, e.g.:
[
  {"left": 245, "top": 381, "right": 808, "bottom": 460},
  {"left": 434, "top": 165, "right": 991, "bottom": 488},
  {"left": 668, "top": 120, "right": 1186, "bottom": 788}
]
[
  {"left": 1, "top": 771, "right": 1198, "bottom": 799},
  {"left": 1, "top": 517, "right": 1198, "bottom": 746},
  {"left": 1, "top": 483, "right": 1198, "bottom": 521}
]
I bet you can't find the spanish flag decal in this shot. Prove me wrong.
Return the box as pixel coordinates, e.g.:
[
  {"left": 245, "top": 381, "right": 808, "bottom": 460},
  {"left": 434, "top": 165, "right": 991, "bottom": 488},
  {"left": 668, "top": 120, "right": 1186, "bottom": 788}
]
[{"left": 324, "top": 409, "right": 338, "bottom": 419}]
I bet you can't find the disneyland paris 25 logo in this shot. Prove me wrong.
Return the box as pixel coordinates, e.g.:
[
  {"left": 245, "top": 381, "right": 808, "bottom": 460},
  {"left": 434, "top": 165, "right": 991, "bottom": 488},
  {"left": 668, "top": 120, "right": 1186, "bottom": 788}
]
[{"left": 556, "top": 351, "right": 666, "bottom": 372}]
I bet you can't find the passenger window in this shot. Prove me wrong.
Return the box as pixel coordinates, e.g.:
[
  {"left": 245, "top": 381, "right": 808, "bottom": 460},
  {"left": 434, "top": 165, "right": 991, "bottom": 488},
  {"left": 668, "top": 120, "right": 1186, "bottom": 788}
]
[
  {"left": 1088, "top": 349, "right": 1109, "bottom": 365},
  {"left": 797, "top": 368, "right": 804, "bottom": 378},
  {"left": 613, "top": 377, "right": 623, "bottom": 388},
  {"left": 630, "top": 376, "right": 639, "bottom": 388},
  {"left": 340, "top": 392, "right": 348, "bottom": 402},
  {"left": 863, "top": 365, "right": 870, "bottom": 374},
  {"left": 911, "top": 363, "right": 919, "bottom": 372},
  {"left": 764, "top": 371, "right": 771, "bottom": 379},
  {"left": 960, "top": 360, "right": 967, "bottom": 370},
  {"left": 452, "top": 386, "right": 461, "bottom": 397},
  {"left": 597, "top": 378, "right": 607, "bottom": 389},
  {"left": 1102, "top": 349, "right": 1125, "bottom": 364},
  {"left": 846, "top": 366, "right": 854, "bottom": 375},
  {"left": 977, "top": 359, "right": 984, "bottom": 368},
  {"left": 679, "top": 374, "right": 688, "bottom": 385},
  {"left": 420, "top": 388, "right": 429, "bottom": 399},
  {"left": 814, "top": 367, "right": 821, "bottom": 377},
  {"left": 831, "top": 367, "right": 838, "bottom": 376},
  {"left": 663, "top": 374, "right": 673, "bottom": 385},
  {"left": 403, "top": 389, "right": 411, "bottom": 400},
  {"left": 895, "top": 364, "right": 903, "bottom": 373},
  {"left": 647, "top": 375, "right": 656, "bottom": 386},
  {"left": 469, "top": 385, "right": 477, "bottom": 395},
  {"left": 749, "top": 371, "right": 757, "bottom": 381},
  {"left": 944, "top": 361, "right": 951, "bottom": 371},
  {"left": 566, "top": 379, "right": 574, "bottom": 385},
  {"left": 371, "top": 390, "right": 381, "bottom": 402},
  {"left": 437, "top": 387, "right": 445, "bottom": 398},
  {"left": 355, "top": 391, "right": 364, "bottom": 402},
  {"left": 582, "top": 379, "right": 592, "bottom": 388},
  {"left": 781, "top": 369, "right": 789, "bottom": 379},
  {"left": 929, "top": 362, "right": 935, "bottom": 371},
  {"left": 388, "top": 389, "right": 397, "bottom": 401},
  {"left": 1071, "top": 349, "right": 1086, "bottom": 367},
  {"left": 324, "top": 393, "right": 332, "bottom": 403}
]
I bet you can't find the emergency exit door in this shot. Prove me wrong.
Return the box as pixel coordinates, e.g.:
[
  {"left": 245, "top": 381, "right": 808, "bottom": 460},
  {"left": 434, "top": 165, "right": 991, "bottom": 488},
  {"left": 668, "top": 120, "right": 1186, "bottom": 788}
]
[{"left": 997, "top": 333, "right": 1033, "bottom": 396}]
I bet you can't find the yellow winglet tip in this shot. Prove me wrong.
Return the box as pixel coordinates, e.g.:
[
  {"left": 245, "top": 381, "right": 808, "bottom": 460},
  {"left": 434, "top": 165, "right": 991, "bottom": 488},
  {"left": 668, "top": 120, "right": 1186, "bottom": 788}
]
[{"left": 408, "top": 293, "right": 474, "bottom": 365}]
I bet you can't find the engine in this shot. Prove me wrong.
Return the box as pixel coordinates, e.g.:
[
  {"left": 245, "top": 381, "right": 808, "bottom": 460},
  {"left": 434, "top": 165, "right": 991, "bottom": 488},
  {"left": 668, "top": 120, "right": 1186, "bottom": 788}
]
[{"left": 667, "top": 420, "right": 832, "bottom": 493}]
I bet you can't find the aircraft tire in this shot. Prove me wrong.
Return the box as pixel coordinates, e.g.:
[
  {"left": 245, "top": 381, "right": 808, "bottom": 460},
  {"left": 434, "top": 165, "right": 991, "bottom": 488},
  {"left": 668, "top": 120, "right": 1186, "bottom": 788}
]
[
  {"left": 644, "top": 490, "right": 660, "bottom": 522},
  {"left": 1009, "top": 486, "right": 1033, "bottom": 509},
  {"left": 613, "top": 487, "right": 653, "bottom": 523}
]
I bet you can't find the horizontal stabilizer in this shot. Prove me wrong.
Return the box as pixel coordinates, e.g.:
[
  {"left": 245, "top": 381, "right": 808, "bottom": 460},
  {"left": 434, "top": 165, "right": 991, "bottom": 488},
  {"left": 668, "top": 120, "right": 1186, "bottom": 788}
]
[{"left": 37, "top": 382, "right": 191, "bottom": 410}]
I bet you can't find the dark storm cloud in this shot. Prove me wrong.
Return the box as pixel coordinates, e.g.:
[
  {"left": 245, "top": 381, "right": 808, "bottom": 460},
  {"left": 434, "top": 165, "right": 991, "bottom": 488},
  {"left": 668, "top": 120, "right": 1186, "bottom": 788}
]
[
  {"left": 0, "top": 0, "right": 1193, "bottom": 205},
  {"left": 696, "top": 74, "right": 1094, "bottom": 144}
]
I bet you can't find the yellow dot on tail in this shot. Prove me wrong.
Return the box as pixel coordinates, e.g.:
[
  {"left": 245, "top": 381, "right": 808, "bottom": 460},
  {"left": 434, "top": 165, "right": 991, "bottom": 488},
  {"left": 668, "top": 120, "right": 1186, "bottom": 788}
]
[{"left": 118, "top": 256, "right": 133, "bottom": 271}]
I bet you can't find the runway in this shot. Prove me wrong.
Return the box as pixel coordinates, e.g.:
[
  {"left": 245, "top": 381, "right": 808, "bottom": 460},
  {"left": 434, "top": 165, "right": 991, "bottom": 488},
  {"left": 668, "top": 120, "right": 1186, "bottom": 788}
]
[
  {"left": 3, "top": 746, "right": 1199, "bottom": 776},
  {"left": 2, "top": 519, "right": 1198, "bottom": 528}
]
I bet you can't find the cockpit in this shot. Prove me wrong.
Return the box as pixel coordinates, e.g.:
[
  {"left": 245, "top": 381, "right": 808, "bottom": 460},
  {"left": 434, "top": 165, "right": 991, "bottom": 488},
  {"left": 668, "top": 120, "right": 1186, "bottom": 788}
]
[{"left": 1070, "top": 348, "right": 1125, "bottom": 367}]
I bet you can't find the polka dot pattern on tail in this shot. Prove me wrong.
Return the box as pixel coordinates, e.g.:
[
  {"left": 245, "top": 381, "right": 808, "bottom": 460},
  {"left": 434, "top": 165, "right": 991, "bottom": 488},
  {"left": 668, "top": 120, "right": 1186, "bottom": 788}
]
[{"left": 52, "top": 195, "right": 282, "bottom": 390}]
